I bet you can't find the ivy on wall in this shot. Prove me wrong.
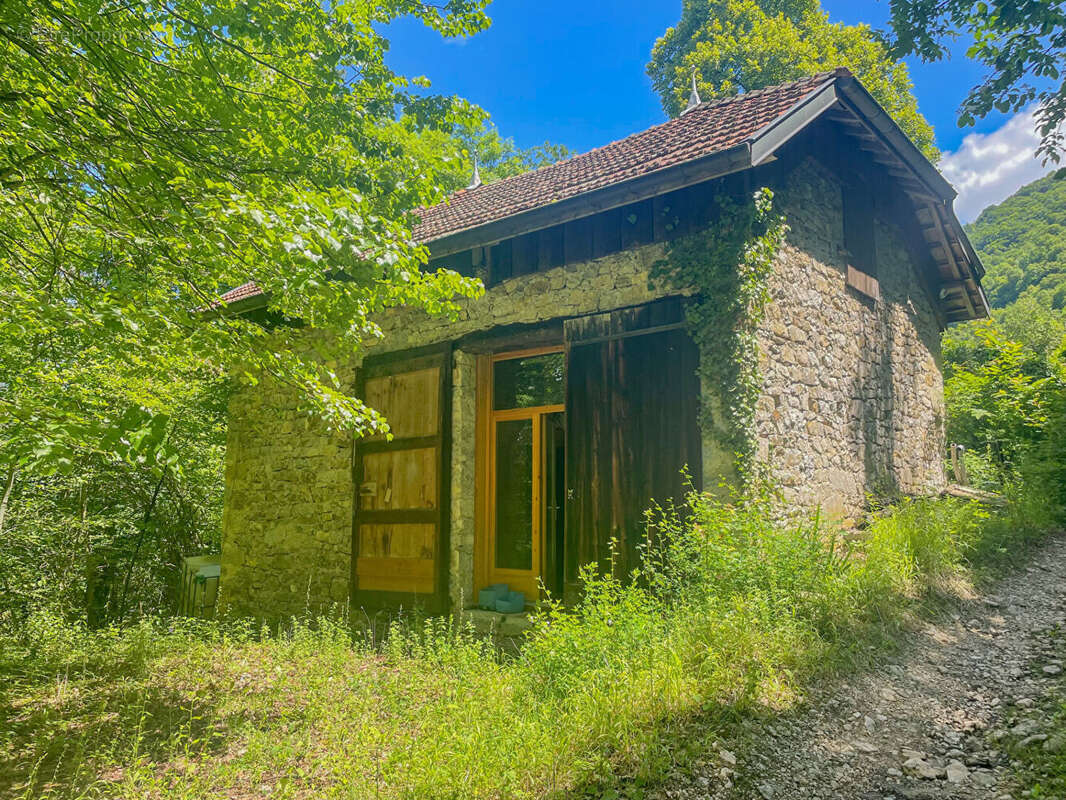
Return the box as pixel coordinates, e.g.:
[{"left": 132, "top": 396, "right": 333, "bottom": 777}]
[{"left": 651, "top": 188, "right": 788, "bottom": 478}]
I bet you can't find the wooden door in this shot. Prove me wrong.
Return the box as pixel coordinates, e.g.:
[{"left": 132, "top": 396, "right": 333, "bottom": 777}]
[
  {"left": 541, "top": 411, "right": 567, "bottom": 597},
  {"left": 564, "top": 299, "right": 701, "bottom": 599},
  {"left": 351, "top": 345, "right": 451, "bottom": 613}
]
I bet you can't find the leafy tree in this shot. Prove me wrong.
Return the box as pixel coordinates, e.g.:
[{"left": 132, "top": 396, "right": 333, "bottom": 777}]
[
  {"left": 478, "top": 138, "right": 572, "bottom": 184},
  {"left": 944, "top": 322, "right": 1056, "bottom": 472},
  {"left": 945, "top": 297, "right": 1066, "bottom": 366},
  {"left": 0, "top": 383, "right": 228, "bottom": 628},
  {"left": 402, "top": 120, "right": 572, "bottom": 193},
  {"left": 942, "top": 173, "right": 1066, "bottom": 490},
  {"left": 1025, "top": 344, "right": 1066, "bottom": 516},
  {"left": 0, "top": 2, "right": 578, "bottom": 624},
  {"left": 886, "top": 0, "right": 1066, "bottom": 162},
  {"left": 0, "top": 1, "right": 501, "bottom": 623},
  {"left": 647, "top": 0, "right": 937, "bottom": 159},
  {"left": 0, "top": 0, "right": 490, "bottom": 479}
]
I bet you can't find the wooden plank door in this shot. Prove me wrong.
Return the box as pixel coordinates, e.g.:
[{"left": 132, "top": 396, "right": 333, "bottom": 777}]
[
  {"left": 351, "top": 345, "right": 451, "bottom": 613},
  {"left": 541, "top": 411, "right": 567, "bottom": 598},
  {"left": 564, "top": 300, "right": 701, "bottom": 600}
]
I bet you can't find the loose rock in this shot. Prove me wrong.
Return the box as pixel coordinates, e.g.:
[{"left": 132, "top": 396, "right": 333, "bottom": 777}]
[
  {"left": 903, "top": 757, "right": 944, "bottom": 780},
  {"left": 1018, "top": 733, "right": 1048, "bottom": 748},
  {"left": 945, "top": 759, "right": 970, "bottom": 784},
  {"left": 648, "top": 535, "right": 1066, "bottom": 800},
  {"left": 1043, "top": 733, "right": 1066, "bottom": 754}
]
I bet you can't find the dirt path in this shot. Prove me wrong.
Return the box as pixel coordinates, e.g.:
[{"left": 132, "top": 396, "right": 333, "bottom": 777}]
[{"left": 657, "top": 533, "right": 1066, "bottom": 800}]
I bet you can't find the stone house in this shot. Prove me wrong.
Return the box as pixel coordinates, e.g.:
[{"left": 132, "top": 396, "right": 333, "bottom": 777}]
[{"left": 218, "top": 69, "right": 988, "bottom": 618}]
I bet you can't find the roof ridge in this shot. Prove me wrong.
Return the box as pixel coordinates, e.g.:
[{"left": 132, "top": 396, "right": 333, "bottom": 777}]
[{"left": 682, "top": 68, "right": 847, "bottom": 115}]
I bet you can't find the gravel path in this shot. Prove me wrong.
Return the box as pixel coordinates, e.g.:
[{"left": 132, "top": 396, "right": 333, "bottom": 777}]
[{"left": 657, "top": 532, "right": 1066, "bottom": 800}]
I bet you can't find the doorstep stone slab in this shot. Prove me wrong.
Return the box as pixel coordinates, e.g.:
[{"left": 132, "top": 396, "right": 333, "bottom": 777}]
[
  {"left": 461, "top": 609, "right": 504, "bottom": 631},
  {"left": 460, "top": 608, "right": 533, "bottom": 637},
  {"left": 498, "top": 613, "right": 533, "bottom": 637}
]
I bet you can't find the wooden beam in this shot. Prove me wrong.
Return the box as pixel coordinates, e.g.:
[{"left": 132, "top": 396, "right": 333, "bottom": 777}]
[
  {"left": 833, "top": 77, "right": 956, "bottom": 201},
  {"left": 923, "top": 201, "right": 977, "bottom": 319},
  {"left": 750, "top": 82, "right": 843, "bottom": 165}
]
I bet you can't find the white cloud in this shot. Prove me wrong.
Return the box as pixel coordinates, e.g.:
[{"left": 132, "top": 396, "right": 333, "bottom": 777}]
[{"left": 939, "top": 107, "right": 1057, "bottom": 223}]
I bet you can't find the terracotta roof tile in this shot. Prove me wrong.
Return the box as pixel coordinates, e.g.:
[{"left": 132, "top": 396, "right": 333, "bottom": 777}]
[
  {"left": 216, "top": 281, "right": 263, "bottom": 306},
  {"left": 412, "top": 70, "right": 843, "bottom": 243}
]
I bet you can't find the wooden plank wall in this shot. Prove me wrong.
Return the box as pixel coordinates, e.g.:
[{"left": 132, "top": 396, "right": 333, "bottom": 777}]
[
  {"left": 426, "top": 177, "right": 737, "bottom": 285},
  {"left": 564, "top": 301, "right": 701, "bottom": 598}
]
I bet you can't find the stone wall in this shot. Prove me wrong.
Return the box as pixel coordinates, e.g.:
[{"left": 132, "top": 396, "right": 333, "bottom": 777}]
[
  {"left": 449, "top": 349, "right": 477, "bottom": 610},
  {"left": 220, "top": 241, "right": 690, "bottom": 617},
  {"left": 219, "top": 156, "right": 949, "bottom": 617},
  {"left": 220, "top": 372, "right": 355, "bottom": 618},
  {"left": 373, "top": 242, "right": 679, "bottom": 351},
  {"left": 756, "top": 157, "right": 946, "bottom": 520}
]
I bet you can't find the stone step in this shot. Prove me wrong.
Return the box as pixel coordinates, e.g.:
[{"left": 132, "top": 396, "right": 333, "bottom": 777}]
[{"left": 460, "top": 608, "right": 533, "bottom": 637}]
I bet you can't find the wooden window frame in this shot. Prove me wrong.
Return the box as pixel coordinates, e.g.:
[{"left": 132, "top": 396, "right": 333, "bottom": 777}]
[{"left": 475, "top": 346, "right": 565, "bottom": 600}]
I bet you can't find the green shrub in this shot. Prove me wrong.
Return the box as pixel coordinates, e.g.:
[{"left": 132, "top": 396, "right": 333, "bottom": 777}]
[
  {"left": 867, "top": 497, "right": 980, "bottom": 577},
  {"left": 955, "top": 446, "right": 1003, "bottom": 491},
  {"left": 0, "top": 489, "right": 1053, "bottom": 800},
  {"left": 521, "top": 566, "right": 667, "bottom": 700}
]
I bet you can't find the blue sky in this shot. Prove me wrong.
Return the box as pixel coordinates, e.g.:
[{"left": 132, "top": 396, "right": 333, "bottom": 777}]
[{"left": 383, "top": 0, "right": 1054, "bottom": 222}]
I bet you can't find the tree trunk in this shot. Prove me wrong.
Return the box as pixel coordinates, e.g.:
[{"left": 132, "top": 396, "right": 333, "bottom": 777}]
[
  {"left": 117, "top": 468, "right": 167, "bottom": 624},
  {"left": 0, "top": 465, "right": 15, "bottom": 536}
]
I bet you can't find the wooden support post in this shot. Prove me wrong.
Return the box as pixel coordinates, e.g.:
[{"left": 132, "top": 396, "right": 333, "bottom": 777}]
[{"left": 956, "top": 445, "right": 969, "bottom": 487}]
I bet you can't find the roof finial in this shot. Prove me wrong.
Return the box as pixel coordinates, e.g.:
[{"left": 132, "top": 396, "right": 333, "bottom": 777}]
[
  {"left": 682, "top": 66, "right": 702, "bottom": 115},
  {"left": 467, "top": 149, "right": 482, "bottom": 189}
]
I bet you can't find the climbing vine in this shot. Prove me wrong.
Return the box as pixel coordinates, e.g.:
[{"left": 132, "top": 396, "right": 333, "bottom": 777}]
[{"left": 651, "top": 188, "right": 788, "bottom": 478}]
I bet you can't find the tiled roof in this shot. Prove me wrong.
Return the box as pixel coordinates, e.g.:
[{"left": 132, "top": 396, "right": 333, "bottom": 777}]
[
  {"left": 412, "top": 70, "right": 844, "bottom": 243},
  {"left": 216, "top": 281, "right": 264, "bottom": 306},
  {"left": 216, "top": 70, "right": 844, "bottom": 308}
]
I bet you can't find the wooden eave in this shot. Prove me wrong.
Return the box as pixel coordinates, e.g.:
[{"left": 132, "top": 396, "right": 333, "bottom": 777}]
[
  {"left": 425, "top": 74, "right": 987, "bottom": 322},
  {"left": 822, "top": 76, "right": 989, "bottom": 322},
  {"left": 218, "top": 73, "right": 988, "bottom": 323},
  {"left": 424, "top": 142, "right": 753, "bottom": 257}
]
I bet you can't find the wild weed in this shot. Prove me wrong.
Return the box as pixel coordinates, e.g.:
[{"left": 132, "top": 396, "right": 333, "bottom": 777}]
[{"left": 0, "top": 488, "right": 1054, "bottom": 799}]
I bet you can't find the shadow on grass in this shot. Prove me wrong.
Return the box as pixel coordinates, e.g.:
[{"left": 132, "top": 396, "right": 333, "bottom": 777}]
[
  {"left": 555, "top": 646, "right": 892, "bottom": 799},
  {"left": 0, "top": 675, "right": 235, "bottom": 799}
]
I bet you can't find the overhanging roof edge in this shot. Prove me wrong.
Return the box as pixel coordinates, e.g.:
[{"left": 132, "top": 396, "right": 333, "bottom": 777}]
[
  {"left": 832, "top": 76, "right": 956, "bottom": 202},
  {"left": 424, "top": 142, "right": 754, "bottom": 258},
  {"left": 749, "top": 80, "right": 843, "bottom": 166}
]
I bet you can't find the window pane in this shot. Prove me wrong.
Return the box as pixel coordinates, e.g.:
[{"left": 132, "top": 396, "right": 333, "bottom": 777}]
[
  {"left": 495, "top": 418, "right": 533, "bottom": 571},
  {"left": 493, "top": 352, "right": 565, "bottom": 410}
]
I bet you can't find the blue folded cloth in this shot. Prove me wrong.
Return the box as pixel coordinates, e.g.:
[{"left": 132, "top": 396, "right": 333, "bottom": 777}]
[
  {"left": 478, "top": 583, "right": 508, "bottom": 610},
  {"left": 495, "top": 590, "right": 525, "bottom": 614}
]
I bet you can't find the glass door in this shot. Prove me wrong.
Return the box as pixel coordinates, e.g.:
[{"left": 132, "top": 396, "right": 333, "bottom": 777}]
[{"left": 486, "top": 348, "right": 565, "bottom": 600}]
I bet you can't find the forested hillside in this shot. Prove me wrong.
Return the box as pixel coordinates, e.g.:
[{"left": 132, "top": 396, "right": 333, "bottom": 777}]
[
  {"left": 966, "top": 172, "right": 1066, "bottom": 310},
  {"left": 943, "top": 174, "right": 1066, "bottom": 490}
]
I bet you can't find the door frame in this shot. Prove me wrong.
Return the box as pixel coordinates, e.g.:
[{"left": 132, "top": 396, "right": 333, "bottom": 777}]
[{"left": 474, "top": 346, "right": 565, "bottom": 600}]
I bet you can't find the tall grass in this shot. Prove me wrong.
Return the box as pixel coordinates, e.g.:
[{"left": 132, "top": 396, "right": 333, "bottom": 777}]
[{"left": 0, "top": 490, "right": 1055, "bottom": 800}]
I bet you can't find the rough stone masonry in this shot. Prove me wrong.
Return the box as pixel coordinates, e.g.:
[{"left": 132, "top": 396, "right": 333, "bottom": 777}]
[{"left": 219, "top": 154, "right": 946, "bottom": 618}]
